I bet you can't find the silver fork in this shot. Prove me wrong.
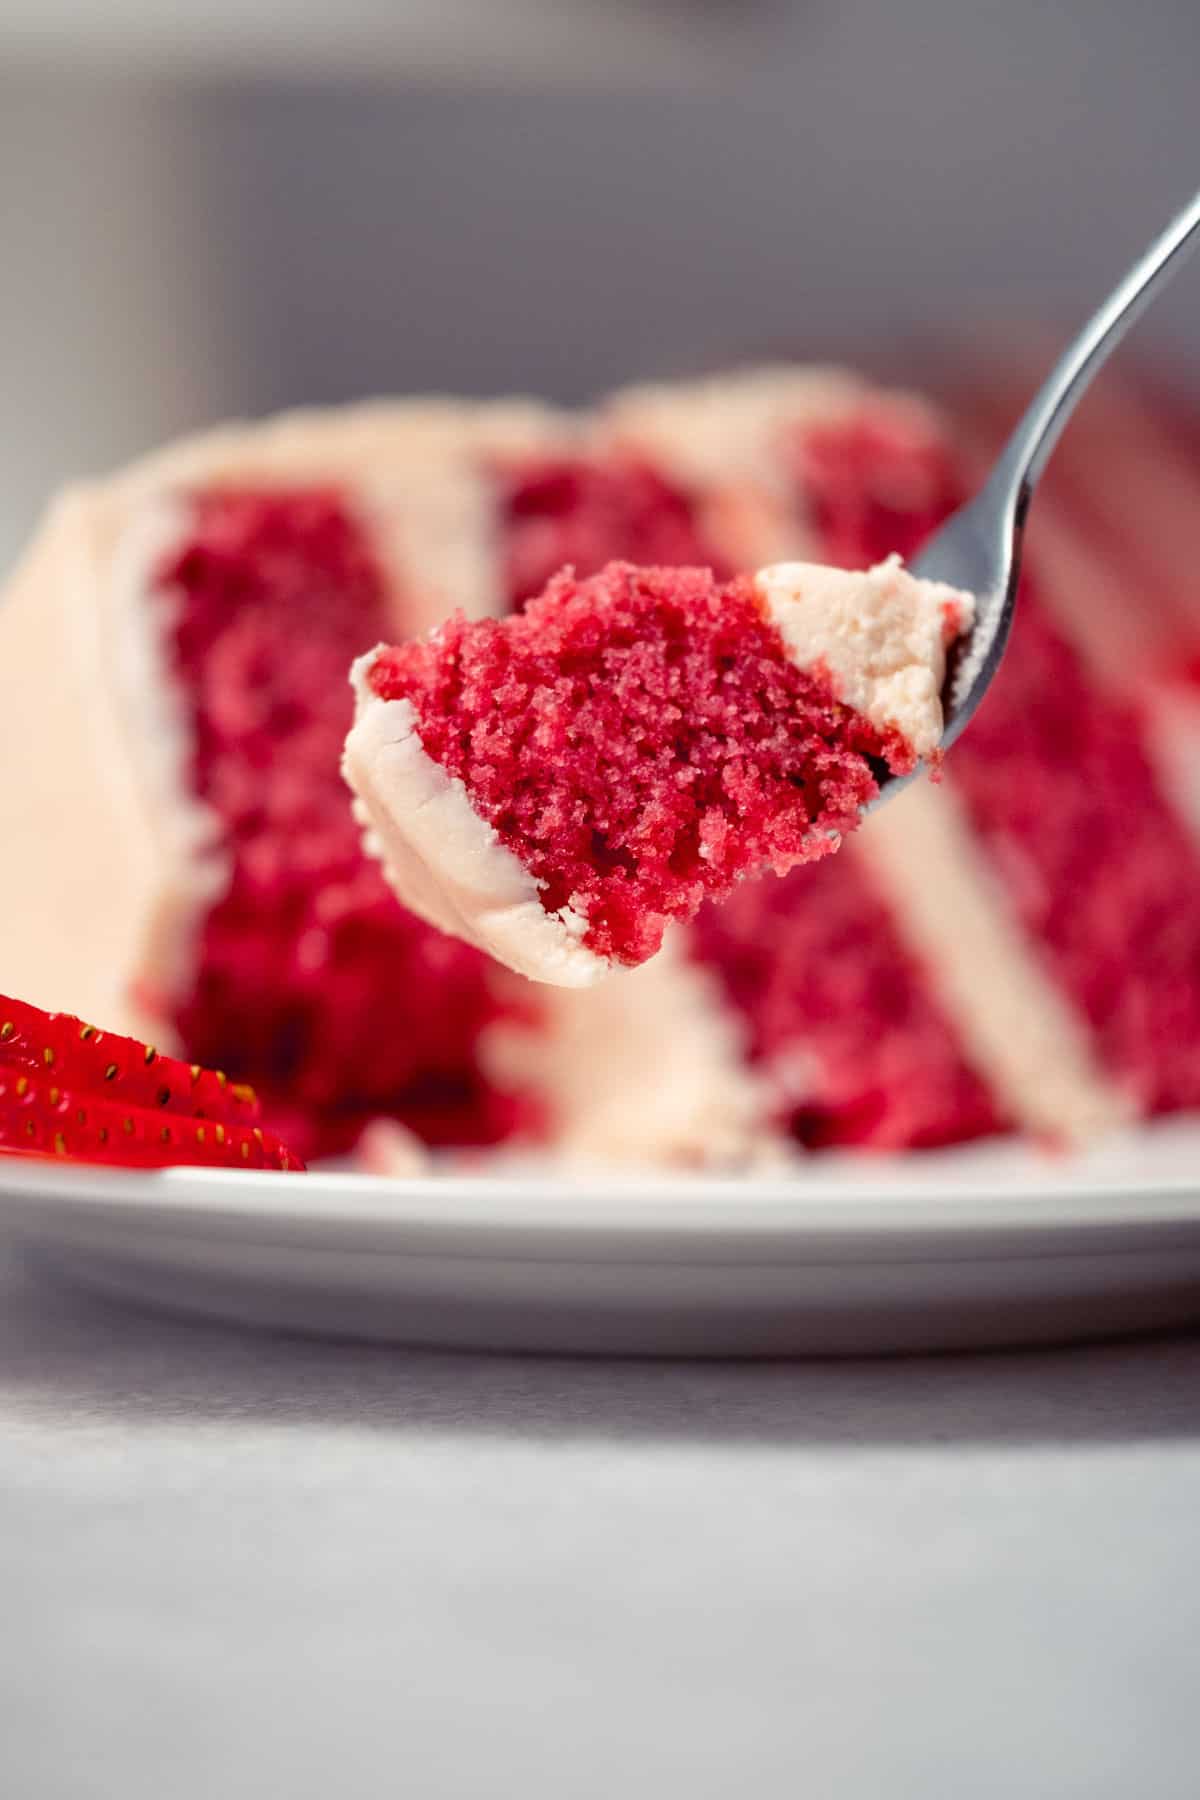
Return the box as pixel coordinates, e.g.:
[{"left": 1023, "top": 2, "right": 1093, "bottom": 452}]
[{"left": 881, "top": 185, "right": 1200, "bottom": 800}]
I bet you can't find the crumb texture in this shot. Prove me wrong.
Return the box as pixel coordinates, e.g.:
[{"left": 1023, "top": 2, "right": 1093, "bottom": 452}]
[
  {"left": 693, "top": 849, "right": 1008, "bottom": 1149},
  {"left": 949, "top": 589, "right": 1200, "bottom": 1115},
  {"left": 497, "top": 454, "right": 729, "bottom": 608},
  {"left": 154, "top": 489, "right": 538, "bottom": 1156},
  {"left": 368, "top": 562, "right": 908, "bottom": 967}
]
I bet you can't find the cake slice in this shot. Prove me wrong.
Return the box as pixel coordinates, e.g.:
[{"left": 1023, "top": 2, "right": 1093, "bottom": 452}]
[
  {"left": 2, "top": 363, "right": 1197, "bottom": 1167},
  {"left": 343, "top": 554, "right": 973, "bottom": 984}
]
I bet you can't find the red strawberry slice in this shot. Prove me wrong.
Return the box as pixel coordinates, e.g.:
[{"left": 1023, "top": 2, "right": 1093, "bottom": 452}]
[
  {"left": 0, "top": 1067, "right": 304, "bottom": 1170},
  {"left": 0, "top": 994, "right": 259, "bottom": 1125},
  {"left": 0, "top": 994, "right": 304, "bottom": 1172}
]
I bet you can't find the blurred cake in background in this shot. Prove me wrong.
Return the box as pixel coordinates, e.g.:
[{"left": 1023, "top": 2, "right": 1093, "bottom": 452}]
[{"left": 1, "top": 362, "right": 1198, "bottom": 1166}]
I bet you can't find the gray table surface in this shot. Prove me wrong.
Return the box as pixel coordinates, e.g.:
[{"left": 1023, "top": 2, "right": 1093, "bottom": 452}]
[{"left": 2, "top": 1241, "right": 1198, "bottom": 1800}]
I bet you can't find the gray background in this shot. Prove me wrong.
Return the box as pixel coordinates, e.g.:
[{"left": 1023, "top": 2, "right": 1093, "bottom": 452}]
[
  {"left": 2, "top": 1245, "right": 1200, "bottom": 1799},
  {"left": 3, "top": 0, "right": 1199, "bottom": 568}
]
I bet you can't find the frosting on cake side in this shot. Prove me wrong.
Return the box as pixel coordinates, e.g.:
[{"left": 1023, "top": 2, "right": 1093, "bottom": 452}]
[
  {"left": 343, "top": 657, "right": 611, "bottom": 988},
  {"left": 755, "top": 555, "right": 973, "bottom": 758}
]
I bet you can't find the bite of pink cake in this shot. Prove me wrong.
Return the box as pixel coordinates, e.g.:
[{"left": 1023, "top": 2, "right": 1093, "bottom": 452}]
[{"left": 344, "top": 556, "right": 972, "bottom": 983}]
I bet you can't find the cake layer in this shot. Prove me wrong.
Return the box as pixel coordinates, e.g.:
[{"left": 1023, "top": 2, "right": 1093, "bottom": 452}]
[
  {"left": 945, "top": 589, "right": 1200, "bottom": 1119},
  {"left": 690, "top": 847, "right": 1008, "bottom": 1150},
  {"left": 854, "top": 782, "right": 1126, "bottom": 1141},
  {"left": 497, "top": 451, "right": 730, "bottom": 608},
  {"left": 149, "top": 487, "right": 543, "bottom": 1158}
]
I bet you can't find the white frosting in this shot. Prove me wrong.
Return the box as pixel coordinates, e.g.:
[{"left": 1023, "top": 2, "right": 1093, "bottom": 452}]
[
  {"left": 1142, "top": 685, "right": 1200, "bottom": 845},
  {"left": 355, "top": 1118, "right": 434, "bottom": 1178},
  {"left": 0, "top": 488, "right": 221, "bottom": 1041},
  {"left": 601, "top": 366, "right": 860, "bottom": 571},
  {"left": 602, "top": 365, "right": 867, "bottom": 496},
  {"left": 854, "top": 782, "right": 1128, "bottom": 1143},
  {"left": 483, "top": 933, "right": 786, "bottom": 1168},
  {"left": 108, "top": 496, "right": 230, "bottom": 1006},
  {"left": 358, "top": 457, "right": 506, "bottom": 631},
  {"left": 342, "top": 655, "right": 610, "bottom": 988},
  {"left": 755, "top": 554, "right": 974, "bottom": 757},
  {"left": 351, "top": 401, "right": 569, "bottom": 632}
]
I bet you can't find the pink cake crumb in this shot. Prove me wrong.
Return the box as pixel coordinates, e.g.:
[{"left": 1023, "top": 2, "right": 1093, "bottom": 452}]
[
  {"left": 153, "top": 489, "right": 541, "bottom": 1158},
  {"left": 497, "top": 453, "right": 731, "bottom": 607},
  {"left": 693, "top": 849, "right": 1009, "bottom": 1150},
  {"left": 365, "top": 560, "right": 913, "bottom": 970}
]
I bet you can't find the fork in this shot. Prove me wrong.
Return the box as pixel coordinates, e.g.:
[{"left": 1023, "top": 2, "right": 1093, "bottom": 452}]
[{"left": 880, "top": 185, "right": 1200, "bottom": 800}]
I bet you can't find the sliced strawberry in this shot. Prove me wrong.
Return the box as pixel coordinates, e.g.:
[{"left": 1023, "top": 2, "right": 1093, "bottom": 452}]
[
  {"left": 0, "top": 994, "right": 260, "bottom": 1125},
  {"left": 0, "top": 993, "right": 303, "bottom": 1171},
  {"left": 0, "top": 1066, "right": 304, "bottom": 1171}
]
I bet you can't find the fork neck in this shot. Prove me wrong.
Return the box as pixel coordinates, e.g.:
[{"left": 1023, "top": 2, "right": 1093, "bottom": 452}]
[{"left": 995, "top": 187, "right": 1200, "bottom": 509}]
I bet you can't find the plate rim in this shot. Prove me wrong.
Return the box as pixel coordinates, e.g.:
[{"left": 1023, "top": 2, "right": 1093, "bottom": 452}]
[{"left": 3, "top": 1152, "right": 1200, "bottom": 1268}]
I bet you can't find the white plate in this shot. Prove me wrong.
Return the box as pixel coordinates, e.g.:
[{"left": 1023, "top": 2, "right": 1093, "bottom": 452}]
[{"left": 1, "top": 1123, "right": 1199, "bottom": 1355}]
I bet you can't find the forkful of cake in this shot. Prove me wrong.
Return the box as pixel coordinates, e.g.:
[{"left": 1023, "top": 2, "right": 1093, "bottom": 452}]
[{"left": 343, "top": 187, "right": 1200, "bottom": 988}]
